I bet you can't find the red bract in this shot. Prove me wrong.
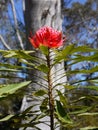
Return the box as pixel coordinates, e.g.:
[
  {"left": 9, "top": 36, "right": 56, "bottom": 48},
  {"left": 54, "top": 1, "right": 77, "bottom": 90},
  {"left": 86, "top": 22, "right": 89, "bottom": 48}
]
[{"left": 29, "top": 26, "right": 64, "bottom": 48}]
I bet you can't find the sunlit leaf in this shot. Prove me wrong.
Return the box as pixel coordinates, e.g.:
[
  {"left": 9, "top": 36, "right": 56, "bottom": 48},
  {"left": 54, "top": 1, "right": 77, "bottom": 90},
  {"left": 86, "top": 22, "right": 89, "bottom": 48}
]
[
  {"left": 78, "top": 112, "right": 98, "bottom": 116},
  {"left": 80, "top": 126, "right": 98, "bottom": 130},
  {"left": 36, "top": 64, "right": 49, "bottom": 73},
  {"left": 33, "top": 89, "right": 47, "bottom": 97},
  {"left": 0, "top": 68, "right": 19, "bottom": 72},
  {"left": 55, "top": 44, "right": 74, "bottom": 63},
  {"left": 70, "top": 45, "right": 98, "bottom": 54},
  {"left": 0, "top": 81, "right": 31, "bottom": 99},
  {"left": 0, "top": 114, "right": 14, "bottom": 122},
  {"left": 19, "top": 59, "right": 35, "bottom": 66},
  {"left": 64, "top": 85, "right": 75, "bottom": 90},
  {"left": 69, "top": 106, "right": 92, "bottom": 115}
]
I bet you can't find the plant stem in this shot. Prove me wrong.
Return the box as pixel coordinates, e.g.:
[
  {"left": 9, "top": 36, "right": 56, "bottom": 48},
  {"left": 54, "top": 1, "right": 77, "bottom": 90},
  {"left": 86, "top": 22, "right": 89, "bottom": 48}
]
[{"left": 46, "top": 49, "right": 54, "bottom": 130}]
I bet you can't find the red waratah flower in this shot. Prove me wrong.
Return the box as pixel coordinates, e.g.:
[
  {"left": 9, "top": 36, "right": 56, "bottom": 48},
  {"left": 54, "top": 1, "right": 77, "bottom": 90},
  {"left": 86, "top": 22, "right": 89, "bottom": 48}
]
[{"left": 29, "top": 26, "right": 64, "bottom": 48}]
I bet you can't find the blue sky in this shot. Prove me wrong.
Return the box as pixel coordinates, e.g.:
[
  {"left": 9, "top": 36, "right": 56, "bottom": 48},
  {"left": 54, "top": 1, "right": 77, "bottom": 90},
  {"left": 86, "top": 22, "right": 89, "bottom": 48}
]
[
  {"left": 64, "top": 0, "right": 87, "bottom": 8},
  {"left": 64, "top": 0, "right": 87, "bottom": 4},
  {"left": 70, "top": 0, "right": 87, "bottom": 4},
  {"left": 7, "top": 0, "right": 25, "bottom": 25}
]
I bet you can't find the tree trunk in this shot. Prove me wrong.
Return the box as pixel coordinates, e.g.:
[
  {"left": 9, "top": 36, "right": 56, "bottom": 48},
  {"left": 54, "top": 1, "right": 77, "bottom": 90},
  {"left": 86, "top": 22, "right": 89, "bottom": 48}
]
[{"left": 20, "top": 0, "right": 67, "bottom": 130}]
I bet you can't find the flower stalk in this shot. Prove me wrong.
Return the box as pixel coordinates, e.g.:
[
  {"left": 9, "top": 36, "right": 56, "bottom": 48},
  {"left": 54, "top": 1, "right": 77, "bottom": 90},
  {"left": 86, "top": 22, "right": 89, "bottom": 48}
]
[
  {"left": 46, "top": 48, "right": 54, "bottom": 130},
  {"left": 28, "top": 26, "right": 65, "bottom": 130}
]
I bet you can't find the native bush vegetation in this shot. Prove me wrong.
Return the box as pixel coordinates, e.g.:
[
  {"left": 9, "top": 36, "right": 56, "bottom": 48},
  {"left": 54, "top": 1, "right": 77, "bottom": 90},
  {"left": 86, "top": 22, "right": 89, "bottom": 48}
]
[{"left": 0, "top": 41, "right": 98, "bottom": 129}]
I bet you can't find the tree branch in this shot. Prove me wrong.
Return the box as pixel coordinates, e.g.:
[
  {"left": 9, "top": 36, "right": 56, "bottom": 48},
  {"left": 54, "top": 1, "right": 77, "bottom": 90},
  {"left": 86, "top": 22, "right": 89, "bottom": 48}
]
[
  {"left": 10, "top": 0, "right": 24, "bottom": 50},
  {"left": 0, "top": 34, "right": 11, "bottom": 50}
]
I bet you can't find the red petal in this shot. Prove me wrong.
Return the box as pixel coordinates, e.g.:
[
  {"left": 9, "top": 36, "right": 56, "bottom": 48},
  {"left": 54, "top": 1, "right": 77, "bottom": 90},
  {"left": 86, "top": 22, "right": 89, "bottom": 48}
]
[{"left": 28, "top": 37, "right": 38, "bottom": 48}]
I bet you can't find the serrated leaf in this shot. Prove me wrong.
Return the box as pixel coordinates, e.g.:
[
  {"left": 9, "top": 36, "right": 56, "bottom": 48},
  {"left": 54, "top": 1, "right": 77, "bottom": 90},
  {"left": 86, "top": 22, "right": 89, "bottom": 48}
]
[{"left": 33, "top": 89, "right": 47, "bottom": 97}]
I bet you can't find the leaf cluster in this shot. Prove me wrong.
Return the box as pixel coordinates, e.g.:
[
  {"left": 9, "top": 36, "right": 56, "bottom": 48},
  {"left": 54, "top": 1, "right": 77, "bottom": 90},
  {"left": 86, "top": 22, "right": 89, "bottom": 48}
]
[{"left": 0, "top": 44, "right": 98, "bottom": 129}]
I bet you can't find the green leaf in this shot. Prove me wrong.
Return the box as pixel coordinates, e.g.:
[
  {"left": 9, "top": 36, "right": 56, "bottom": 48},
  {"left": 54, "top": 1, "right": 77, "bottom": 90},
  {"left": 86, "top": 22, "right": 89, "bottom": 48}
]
[
  {"left": 0, "top": 50, "right": 34, "bottom": 58},
  {"left": 0, "top": 63, "right": 32, "bottom": 70},
  {"left": 56, "top": 100, "right": 73, "bottom": 124},
  {"left": 56, "top": 90, "right": 68, "bottom": 107},
  {"left": 78, "top": 112, "right": 98, "bottom": 116},
  {"left": 15, "top": 50, "right": 34, "bottom": 60},
  {"left": 80, "top": 126, "right": 98, "bottom": 130},
  {"left": 67, "top": 66, "right": 98, "bottom": 75},
  {"left": 40, "top": 98, "right": 48, "bottom": 113},
  {"left": 70, "top": 45, "right": 98, "bottom": 54},
  {"left": 54, "top": 45, "right": 98, "bottom": 64},
  {"left": 61, "top": 44, "right": 75, "bottom": 56},
  {"left": 3, "top": 51, "right": 16, "bottom": 58},
  {"left": 64, "top": 85, "right": 75, "bottom": 90},
  {"left": 0, "top": 81, "right": 31, "bottom": 99},
  {"left": 39, "top": 45, "right": 49, "bottom": 55},
  {"left": 0, "top": 114, "right": 14, "bottom": 122},
  {"left": 71, "top": 52, "right": 98, "bottom": 64},
  {"left": 36, "top": 64, "right": 49, "bottom": 73},
  {"left": 55, "top": 44, "right": 74, "bottom": 63},
  {"left": 19, "top": 122, "right": 42, "bottom": 129},
  {"left": 71, "top": 76, "right": 98, "bottom": 85},
  {"left": 0, "top": 50, "right": 38, "bottom": 64},
  {"left": 56, "top": 100, "right": 67, "bottom": 118},
  {"left": 0, "top": 68, "right": 19, "bottom": 72},
  {"left": 86, "top": 86, "right": 98, "bottom": 91},
  {"left": 21, "top": 106, "right": 35, "bottom": 116},
  {"left": 69, "top": 106, "right": 92, "bottom": 115},
  {"left": 19, "top": 59, "right": 35, "bottom": 67},
  {"left": 33, "top": 89, "right": 47, "bottom": 97}
]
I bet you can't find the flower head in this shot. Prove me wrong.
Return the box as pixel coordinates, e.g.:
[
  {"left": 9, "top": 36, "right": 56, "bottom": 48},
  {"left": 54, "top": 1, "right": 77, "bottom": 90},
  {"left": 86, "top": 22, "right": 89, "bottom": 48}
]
[{"left": 29, "top": 26, "right": 64, "bottom": 48}]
